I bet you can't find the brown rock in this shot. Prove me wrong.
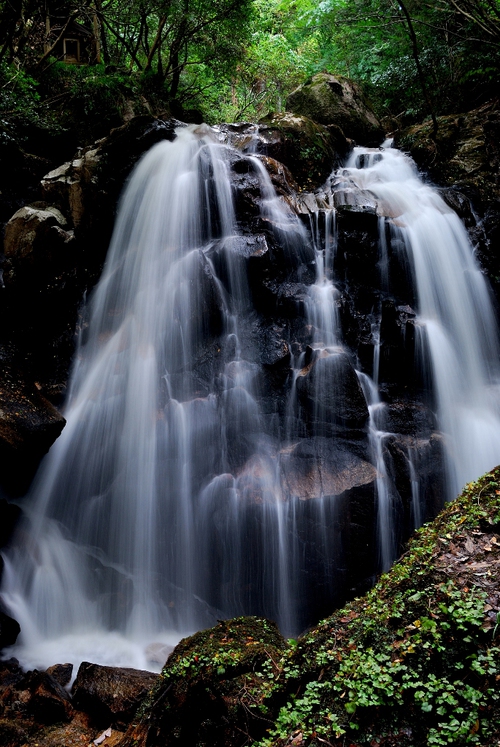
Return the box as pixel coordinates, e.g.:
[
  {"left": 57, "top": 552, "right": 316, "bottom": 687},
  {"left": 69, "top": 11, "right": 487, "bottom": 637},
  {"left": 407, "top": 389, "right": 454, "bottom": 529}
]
[
  {"left": 25, "top": 671, "right": 74, "bottom": 724},
  {"left": 41, "top": 148, "right": 101, "bottom": 228},
  {"left": 45, "top": 663, "right": 73, "bottom": 688},
  {"left": 72, "top": 662, "right": 158, "bottom": 728}
]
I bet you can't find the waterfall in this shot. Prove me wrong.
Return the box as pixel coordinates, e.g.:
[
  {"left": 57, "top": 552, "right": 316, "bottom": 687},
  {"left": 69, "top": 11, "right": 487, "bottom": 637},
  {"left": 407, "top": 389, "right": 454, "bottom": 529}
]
[
  {"left": 343, "top": 144, "right": 500, "bottom": 500},
  {"left": 2, "top": 127, "right": 500, "bottom": 672}
]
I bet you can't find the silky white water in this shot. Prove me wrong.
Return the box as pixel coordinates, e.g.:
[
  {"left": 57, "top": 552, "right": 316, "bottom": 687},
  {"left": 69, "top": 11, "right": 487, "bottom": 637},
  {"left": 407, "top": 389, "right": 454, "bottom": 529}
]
[
  {"left": 343, "top": 143, "right": 500, "bottom": 563},
  {"left": 2, "top": 129, "right": 500, "bottom": 671},
  {"left": 0, "top": 124, "right": 313, "bottom": 670}
]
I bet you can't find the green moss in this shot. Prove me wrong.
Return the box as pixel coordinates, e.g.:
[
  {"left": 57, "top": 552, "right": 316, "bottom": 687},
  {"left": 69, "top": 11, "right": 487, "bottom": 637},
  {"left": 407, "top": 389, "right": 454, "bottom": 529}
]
[{"left": 126, "top": 617, "right": 287, "bottom": 746}]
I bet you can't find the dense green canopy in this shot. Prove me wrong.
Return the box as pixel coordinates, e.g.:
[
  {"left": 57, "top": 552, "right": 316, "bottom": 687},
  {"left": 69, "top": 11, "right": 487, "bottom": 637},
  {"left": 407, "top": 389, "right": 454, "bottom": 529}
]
[{"left": 0, "top": 0, "right": 499, "bottom": 135}]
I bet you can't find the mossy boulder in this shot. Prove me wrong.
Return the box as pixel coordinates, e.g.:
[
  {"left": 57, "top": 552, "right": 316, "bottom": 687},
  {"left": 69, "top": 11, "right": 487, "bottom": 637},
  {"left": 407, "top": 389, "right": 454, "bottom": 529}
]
[
  {"left": 286, "top": 74, "right": 384, "bottom": 146},
  {"left": 121, "top": 617, "right": 287, "bottom": 747},
  {"left": 257, "top": 112, "right": 350, "bottom": 190},
  {"left": 396, "top": 102, "right": 500, "bottom": 208}
]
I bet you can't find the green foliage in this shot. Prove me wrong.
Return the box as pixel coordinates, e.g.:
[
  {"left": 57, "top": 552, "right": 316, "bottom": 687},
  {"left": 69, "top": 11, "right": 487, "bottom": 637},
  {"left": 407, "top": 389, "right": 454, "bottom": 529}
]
[
  {"left": 0, "top": 63, "right": 42, "bottom": 134},
  {"left": 296, "top": 0, "right": 500, "bottom": 121},
  {"left": 39, "top": 62, "right": 150, "bottom": 141}
]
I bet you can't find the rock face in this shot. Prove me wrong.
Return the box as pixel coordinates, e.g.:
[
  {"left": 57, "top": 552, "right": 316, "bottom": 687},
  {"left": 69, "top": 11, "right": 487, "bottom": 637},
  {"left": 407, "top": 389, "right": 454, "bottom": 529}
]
[
  {"left": 0, "top": 351, "right": 65, "bottom": 495},
  {"left": 286, "top": 73, "right": 384, "bottom": 146},
  {"left": 0, "top": 110, "right": 450, "bottom": 622},
  {"left": 0, "top": 117, "right": 183, "bottom": 496},
  {"left": 395, "top": 100, "right": 500, "bottom": 301}
]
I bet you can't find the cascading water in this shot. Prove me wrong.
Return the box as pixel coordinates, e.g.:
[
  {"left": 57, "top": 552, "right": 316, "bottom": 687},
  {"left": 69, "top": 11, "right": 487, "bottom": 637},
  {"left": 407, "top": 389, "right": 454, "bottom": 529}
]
[
  {"left": 346, "top": 144, "right": 500, "bottom": 491},
  {"left": 342, "top": 143, "right": 500, "bottom": 566},
  {"left": 2, "top": 126, "right": 500, "bottom": 672}
]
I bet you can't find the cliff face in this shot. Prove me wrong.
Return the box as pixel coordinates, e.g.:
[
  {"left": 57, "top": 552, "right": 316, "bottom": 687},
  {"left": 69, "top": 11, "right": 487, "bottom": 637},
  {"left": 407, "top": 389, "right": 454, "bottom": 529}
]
[
  {"left": 0, "top": 113, "right": 447, "bottom": 621},
  {"left": 396, "top": 100, "right": 500, "bottom": 301},
  {"left": 0, "top": 91, "right": 499, "bottom": 747}
]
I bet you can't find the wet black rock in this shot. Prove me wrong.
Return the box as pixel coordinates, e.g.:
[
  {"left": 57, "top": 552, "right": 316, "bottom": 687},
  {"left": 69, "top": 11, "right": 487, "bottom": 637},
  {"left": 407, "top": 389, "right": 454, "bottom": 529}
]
[
  {"left": 296, "top": 348, "right": 369, "bottom": 430},
  {"left": 0, "top": 612, "right": 20, "bottom": 651}
]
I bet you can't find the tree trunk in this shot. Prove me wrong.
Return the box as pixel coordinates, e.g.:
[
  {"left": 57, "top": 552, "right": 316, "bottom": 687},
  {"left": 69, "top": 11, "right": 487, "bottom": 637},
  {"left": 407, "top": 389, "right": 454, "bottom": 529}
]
[{"left": 397, "top": 0, "right": 438, "bottom": 138}]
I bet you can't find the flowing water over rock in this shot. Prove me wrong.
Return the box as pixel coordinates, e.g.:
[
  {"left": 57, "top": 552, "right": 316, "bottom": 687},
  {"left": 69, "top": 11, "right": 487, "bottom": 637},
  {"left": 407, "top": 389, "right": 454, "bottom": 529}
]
[{"left": 2, "top": 127, "right": 500, "bottom": 671}]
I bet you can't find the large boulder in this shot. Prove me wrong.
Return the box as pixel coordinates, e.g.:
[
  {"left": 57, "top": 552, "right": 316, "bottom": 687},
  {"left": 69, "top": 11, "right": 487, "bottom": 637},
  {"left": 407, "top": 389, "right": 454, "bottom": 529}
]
[
  {"left": 255, "top": 112, "right": 350, "bottom": 189},
  {"left": 3, "top": 203, "right": 75, "bottom": 286},
  {"left": 72, "top": 662, "right": 158, "bottom": 729},
  {"left": 295, "top": 348, "right": 369, "bottom": 430},
  {"left": 121, "top": 617, "right": 287, "bottom": 747},
  {"left": 286, "top": 73, "right": 384, "bottom": 146},
  {"left": 280, "top": 437, "right": 376, "bottom": 500}
]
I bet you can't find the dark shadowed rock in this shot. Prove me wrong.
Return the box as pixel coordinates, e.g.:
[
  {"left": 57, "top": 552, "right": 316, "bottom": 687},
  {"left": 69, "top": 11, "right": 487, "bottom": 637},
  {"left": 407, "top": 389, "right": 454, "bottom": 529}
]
[
  {"left": 3, "top": 204, "right": 74, "bottom": 278},
  {"left": 45, "top": 663, "right": 73, "bottom": 688},
  {"left": 386, "top": 432, "right": 446, "bottom": 525},
  {"left": 0, "top": 499, "right": 22, "bottom": 551},
  {"left": 0, "top": 667, "right": 73, "bottom": 725},
  {"left": 286, "top": 74, "right": 384, "bottom": 146},
  {"left": 296, "top": 348, "right": 369, "bottom": 429},
  {"left": 24, "top": 671, "right": 74, "bottom": 724},
  {"left": 72, "top": 662, "right": 158, "bottom": 728},
  {"left": 0, "top": 611, "right": 20, "bottom": 651},
  {"left": 0, "top": 350, "right": 65, "bottom": 496}
]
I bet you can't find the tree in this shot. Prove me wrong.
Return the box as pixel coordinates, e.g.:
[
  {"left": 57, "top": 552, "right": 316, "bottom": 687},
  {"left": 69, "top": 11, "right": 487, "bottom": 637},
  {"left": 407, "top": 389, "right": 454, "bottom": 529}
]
[
  {"left": 96, "top": 0, "right": 253, "bottom": 99},
  {"left": 295, "top": 0, "right": 500, "bottom": 122}
]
